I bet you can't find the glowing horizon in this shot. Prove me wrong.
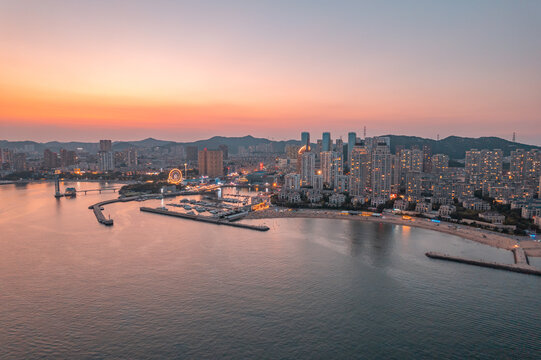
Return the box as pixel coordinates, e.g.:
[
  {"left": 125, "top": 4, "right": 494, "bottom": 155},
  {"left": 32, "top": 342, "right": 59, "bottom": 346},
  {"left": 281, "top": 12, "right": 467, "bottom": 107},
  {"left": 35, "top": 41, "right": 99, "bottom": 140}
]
[{"left": 1, "top": 1, "right": 540, "bottom": 144}]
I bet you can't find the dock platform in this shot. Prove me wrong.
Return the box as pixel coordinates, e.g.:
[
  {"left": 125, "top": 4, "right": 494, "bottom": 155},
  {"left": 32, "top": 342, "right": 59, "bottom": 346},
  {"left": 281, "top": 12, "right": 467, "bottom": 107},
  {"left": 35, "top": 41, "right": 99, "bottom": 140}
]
[
  {"left": 426, "top": 252, "right": 541, "bottom": 276},
  {"left": 140, "top": 207, "right": 269, "bottom": 231}
]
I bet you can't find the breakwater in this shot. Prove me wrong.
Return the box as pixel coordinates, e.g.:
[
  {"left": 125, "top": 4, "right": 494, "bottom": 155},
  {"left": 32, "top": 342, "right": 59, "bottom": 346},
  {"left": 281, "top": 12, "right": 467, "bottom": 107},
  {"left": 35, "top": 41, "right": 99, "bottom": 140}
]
[
  {"left": 88, "top": 194, "right": 161, "bottom": 226},
  {"left": 140, "top": 207, "right": 269, "bottom": 231},
  {"left": 425, "top": 252, "right": 541, "bottom": 276}
]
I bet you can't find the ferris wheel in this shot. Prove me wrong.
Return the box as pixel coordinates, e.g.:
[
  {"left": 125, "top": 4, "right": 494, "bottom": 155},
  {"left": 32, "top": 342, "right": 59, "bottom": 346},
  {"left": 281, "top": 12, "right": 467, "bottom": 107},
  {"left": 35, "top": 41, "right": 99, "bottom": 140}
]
[{"left": 168, "top": 168, "right": 183, "bottom": 185}]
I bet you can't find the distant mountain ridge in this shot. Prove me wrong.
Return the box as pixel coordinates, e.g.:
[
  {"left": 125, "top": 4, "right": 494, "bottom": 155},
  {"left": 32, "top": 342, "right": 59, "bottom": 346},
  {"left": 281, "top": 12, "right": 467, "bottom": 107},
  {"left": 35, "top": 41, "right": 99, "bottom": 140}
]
[
  {"left": 1, "top": 135, "right": 539, "bottom": 159},
  {"left": 384, "top": 135, "right": 539, "bottom": 159}
]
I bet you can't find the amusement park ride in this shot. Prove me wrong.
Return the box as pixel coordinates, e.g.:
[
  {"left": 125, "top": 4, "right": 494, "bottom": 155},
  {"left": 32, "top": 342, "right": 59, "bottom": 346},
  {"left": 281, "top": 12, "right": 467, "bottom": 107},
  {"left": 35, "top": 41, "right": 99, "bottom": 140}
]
[{"left": 167, "top": 168, "right": 183, "bottom": 185}]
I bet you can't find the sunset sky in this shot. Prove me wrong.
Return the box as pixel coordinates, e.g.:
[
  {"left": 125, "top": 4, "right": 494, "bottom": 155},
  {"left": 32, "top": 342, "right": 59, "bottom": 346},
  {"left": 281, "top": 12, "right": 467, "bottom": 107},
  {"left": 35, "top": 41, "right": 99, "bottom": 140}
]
[{"left": 1, "top": 0, "right": 540, "bottom": 144}]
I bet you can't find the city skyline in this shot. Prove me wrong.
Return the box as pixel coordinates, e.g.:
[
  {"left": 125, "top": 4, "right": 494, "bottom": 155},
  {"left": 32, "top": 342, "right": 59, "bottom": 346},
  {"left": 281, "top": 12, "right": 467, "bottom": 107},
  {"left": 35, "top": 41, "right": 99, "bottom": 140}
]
[
  {"left": 2, "top": 2, "right": 541, "bottom": 358},
  {"left": 1, "top": 1, "right": 540, "bottom": 143}
]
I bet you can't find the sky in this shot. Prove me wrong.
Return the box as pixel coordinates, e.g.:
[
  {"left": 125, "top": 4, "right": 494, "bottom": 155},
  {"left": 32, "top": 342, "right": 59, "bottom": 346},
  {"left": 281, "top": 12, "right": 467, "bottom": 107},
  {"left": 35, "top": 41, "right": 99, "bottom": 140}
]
[{"left": 1, "top": 0, "right": 540, "bottom": 144}]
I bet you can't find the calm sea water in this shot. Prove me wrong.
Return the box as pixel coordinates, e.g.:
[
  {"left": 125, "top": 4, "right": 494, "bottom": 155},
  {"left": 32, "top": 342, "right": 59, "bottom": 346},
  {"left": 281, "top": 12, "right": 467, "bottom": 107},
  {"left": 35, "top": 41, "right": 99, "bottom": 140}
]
[{"left": 1, "top": 182, "right": 540, "bottom": 359}]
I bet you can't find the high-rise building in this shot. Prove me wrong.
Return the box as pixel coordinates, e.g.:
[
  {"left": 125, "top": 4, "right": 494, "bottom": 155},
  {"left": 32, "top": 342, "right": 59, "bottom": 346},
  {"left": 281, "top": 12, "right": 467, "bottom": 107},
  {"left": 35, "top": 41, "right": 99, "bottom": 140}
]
[
  {"left": 316, "top": 139, "right": 323, "bottom": 155},
  {"left": 331, "top": 151, "right": 344, "bottom": 189},
  {"left": 284, "top": 174, "right": 301, "bottom": 190},
  {"left": 285, "top": 144, "right": 301, "bottom": 159},
  {"left": 300, "top": 151, "right": 315, "bottom": 186},
  {"left": 411, "top": 149, "right": 423, "bottom": 173},
  {"left": 43, "top": 149, "right": 58, "bottom": 169},
  {"left": 390, "top": 154, "right": 400, "bottom": 193},
  {"left": 465, "top": 149, "right": 503, "bottom": 185},
  {"left": 511, "top": 149, "right": 540, "bottom": 184},
  {"left": 186, "top": 146, "right": 198, "bottom": 161},
  {"left": 313, "top": 174, "right": 324, "bottom": 190},
  {"left": 98, "top": 139, "right": 114, "bottom": 172},
  {"left": 301, "top": 132, "right": 310, "bottom": 148},
  {"left": 99, "top": 140, "right": 112, "bottom": 152},
  {"left": 321, "top": 151, "right": 344, "bottom": 189},
  {"left": 525, "top": 150, "right": 541, "bottom": 184},
  {"left": 320, "top": 151, "right": 334, "bottom": 185},
  {"left": 431, "top": 154, "right": 449, "bottom": 174},
  {"left": 126, "top": 148, "right": 138, "bottom": 167},
  {"left": 371, "top": 140, "right": 392, "bottom": 204},
  {"left": 422, "top": 145, "right": 432, "bottom": 173},
  {"left": 60, "top": 149, "right": 77, "bottom": 168},
  {"left": 335, "top": 138, "right": 344, "bottom": 156},
  {"left": 406, "top": 171, "right": 423, "bottom": 200},
  {"left": 198, "top": 148, "right": 223, "bottom": 177},
  {"left": 1, "top": 148, "right": 13, "bottom": 168},
  {"left": 98, "top": 151, "right": 114, "bottom": 171},
  {"left": 465, "top": 149, "right": 481, "bottom": 182},
  {"left": 13, "top": 153, "right": 27, "bottom": 171},
  {"left": 347, "top": 132, "right": 357, "bottom": 166},
  {"left": 322, "top": 132, "right": 331, "bottom": 152},
  {"left": 349, "top": 144, "right": 371, "bottom": 196},
  {"left": 218, "top": 145, "right": 229, "bottom": 160},
  {"left": 334, "top": 175, "right": 349, "bottom": 193}
]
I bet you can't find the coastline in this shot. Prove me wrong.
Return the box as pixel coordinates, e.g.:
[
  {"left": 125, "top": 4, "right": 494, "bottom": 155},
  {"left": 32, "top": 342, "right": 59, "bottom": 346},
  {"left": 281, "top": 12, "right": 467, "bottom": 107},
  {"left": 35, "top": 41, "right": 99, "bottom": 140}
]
[{"left": 245, "top": 208, "right": 541, "bottom": 257}]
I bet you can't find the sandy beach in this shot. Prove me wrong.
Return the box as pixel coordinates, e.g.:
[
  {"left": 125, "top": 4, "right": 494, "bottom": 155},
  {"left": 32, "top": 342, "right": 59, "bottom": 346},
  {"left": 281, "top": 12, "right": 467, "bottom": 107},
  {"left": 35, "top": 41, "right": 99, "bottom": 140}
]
[{"left": 246, "top": 208, "right": 541, "bottom": 257}]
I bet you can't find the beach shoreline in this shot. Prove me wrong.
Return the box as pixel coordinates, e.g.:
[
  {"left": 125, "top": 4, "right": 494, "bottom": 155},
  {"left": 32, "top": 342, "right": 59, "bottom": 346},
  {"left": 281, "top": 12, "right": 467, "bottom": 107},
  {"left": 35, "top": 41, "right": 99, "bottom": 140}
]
[{"left": 245, "top": 208, "right": 541, "bottom": 257}]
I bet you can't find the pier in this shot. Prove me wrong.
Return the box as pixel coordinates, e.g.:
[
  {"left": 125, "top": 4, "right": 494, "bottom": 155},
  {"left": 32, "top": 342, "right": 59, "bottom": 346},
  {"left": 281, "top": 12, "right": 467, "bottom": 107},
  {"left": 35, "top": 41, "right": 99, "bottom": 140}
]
[
  {"left": 425, "top": 252, "right": 541, "bottom": 276},
  {"left": 140, "top": 207, "right": 269, "bottom": 231},
  {"left": 512, "top": 246, "right": 529, "bottom": 265},
  {"left": 92, "top": 204, "right": 113, "bottom": 225}
]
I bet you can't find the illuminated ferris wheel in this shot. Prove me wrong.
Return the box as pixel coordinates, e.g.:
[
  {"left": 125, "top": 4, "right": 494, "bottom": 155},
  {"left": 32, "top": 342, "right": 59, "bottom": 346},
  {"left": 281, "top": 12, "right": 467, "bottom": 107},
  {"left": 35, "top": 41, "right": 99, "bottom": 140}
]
[{"left": 168, "top": 168, "right": 183, "bottom": 185}]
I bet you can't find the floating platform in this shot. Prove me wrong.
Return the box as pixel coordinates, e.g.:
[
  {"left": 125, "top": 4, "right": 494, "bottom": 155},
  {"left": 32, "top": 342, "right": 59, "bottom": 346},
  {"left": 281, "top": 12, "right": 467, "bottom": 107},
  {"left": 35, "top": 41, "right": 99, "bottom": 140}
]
[
  {"left": 140, "top": 207, "right": 269, "bottom": 231},
  {"left": 425, "top": 251, "right": 541, "bottom": 276}
]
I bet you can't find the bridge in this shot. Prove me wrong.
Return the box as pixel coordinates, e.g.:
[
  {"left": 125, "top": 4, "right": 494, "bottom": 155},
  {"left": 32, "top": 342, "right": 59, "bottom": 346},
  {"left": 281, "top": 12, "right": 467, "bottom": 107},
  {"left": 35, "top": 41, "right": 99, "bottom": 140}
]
[
  {"left": 77, "top": 187, "right": 120, "bottom": 195},
  {"left": 53, "top": 176, "right": 122, "bottom": 197}
]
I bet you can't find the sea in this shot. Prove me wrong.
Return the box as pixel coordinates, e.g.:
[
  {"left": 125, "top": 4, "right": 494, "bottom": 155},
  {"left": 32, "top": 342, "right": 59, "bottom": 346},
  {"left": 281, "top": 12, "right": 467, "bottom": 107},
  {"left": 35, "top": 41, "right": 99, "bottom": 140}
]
[{"left": 1, "top": 182, "right": 540, "bottom": 359}]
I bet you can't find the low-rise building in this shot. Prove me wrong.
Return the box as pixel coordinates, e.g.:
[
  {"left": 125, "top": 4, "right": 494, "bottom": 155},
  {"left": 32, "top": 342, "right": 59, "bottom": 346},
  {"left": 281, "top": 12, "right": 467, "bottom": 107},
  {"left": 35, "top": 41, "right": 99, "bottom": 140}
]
[
  {"left": 415, "top": 202, "right": 432, "bottom": 213},
  {"left": 462, "top": 198, "right": 491, "bottom": 211},
  {"left": 522, "top": 205, "right": 541, "bottom": 220},
  {"left": 438, "top": 205, "right": 456, "bottom": 217},
  {"left": 479, "top": 211, "right": 505, "bottom": 224},
  {"left": 328, "top": 193, "right": 346, "bottom": 207},
  {"left": 394, "top": 199, "right": 409, "bottom": 211},
  {"left": 287, "top": 192, "right": 302, "bottom": 204},
  {"left": 534, "top": 215, "right": 541, "bottom": 229},
  {"left": 307, "top": 190, "right": 323, "bottom": 203}
]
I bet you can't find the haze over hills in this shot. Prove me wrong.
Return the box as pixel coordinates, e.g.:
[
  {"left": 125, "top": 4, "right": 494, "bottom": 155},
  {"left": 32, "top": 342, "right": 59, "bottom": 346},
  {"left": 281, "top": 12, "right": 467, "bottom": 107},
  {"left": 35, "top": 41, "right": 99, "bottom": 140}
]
[{"left": 0, "top": 135, "right": 539, "bottom": 159}]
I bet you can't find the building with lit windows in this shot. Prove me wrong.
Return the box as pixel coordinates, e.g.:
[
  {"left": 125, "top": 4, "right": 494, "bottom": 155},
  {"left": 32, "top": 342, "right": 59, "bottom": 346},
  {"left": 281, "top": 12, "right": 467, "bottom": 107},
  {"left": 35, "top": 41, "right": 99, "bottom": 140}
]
[{"left": 198, "top": 148, "right": 223, "bottom": 177}]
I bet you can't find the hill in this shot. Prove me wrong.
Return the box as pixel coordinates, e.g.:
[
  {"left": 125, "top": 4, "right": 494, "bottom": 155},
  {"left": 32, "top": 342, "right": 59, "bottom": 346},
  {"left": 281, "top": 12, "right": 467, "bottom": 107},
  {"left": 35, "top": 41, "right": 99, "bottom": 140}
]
[
  {"left": 1, "top": 135, "right": 538, "bottom": 158},
  {"left": 386, "top": 135, "right": 539, "bottom": 158}
]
